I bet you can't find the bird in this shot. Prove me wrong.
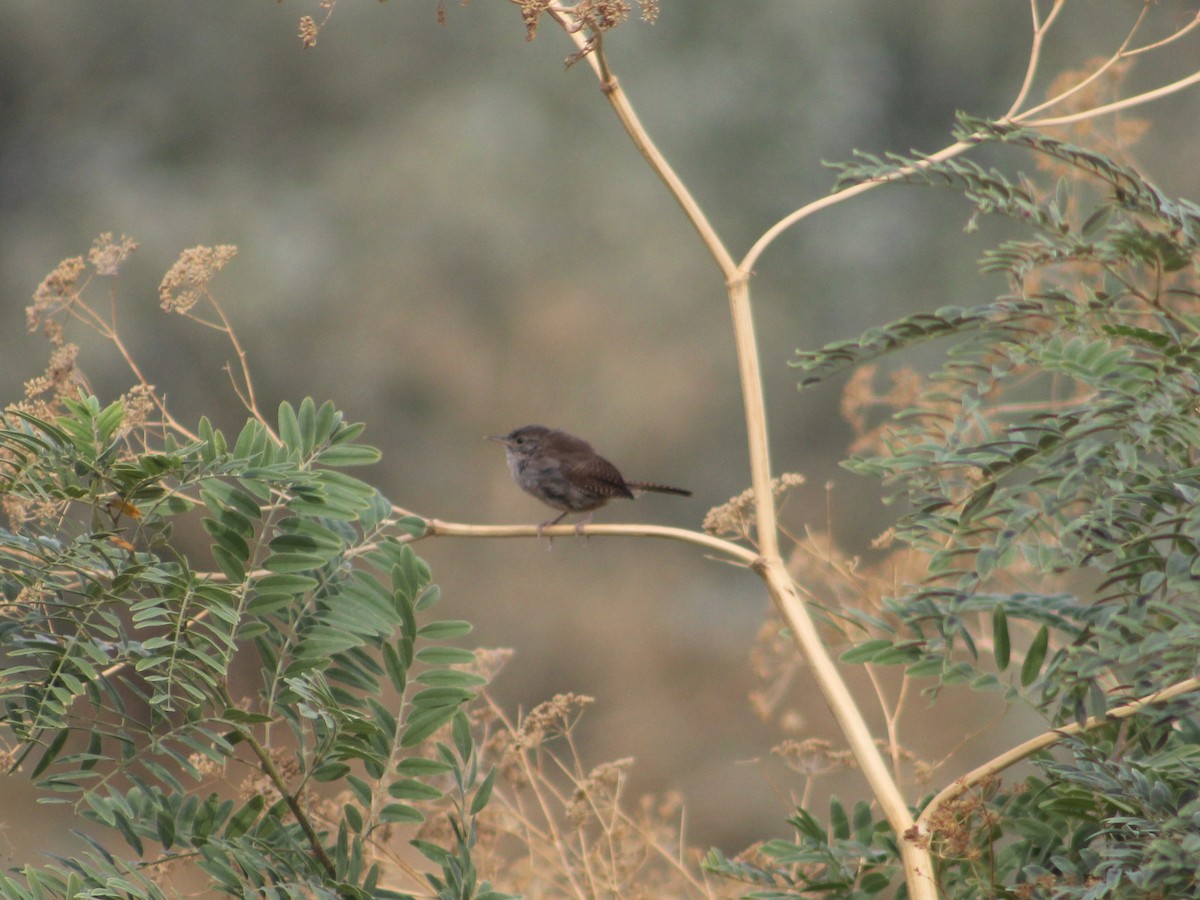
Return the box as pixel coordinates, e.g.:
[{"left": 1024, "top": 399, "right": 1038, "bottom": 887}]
[{"left": 489, "top": 424, "right": 691, "bottom": 535}]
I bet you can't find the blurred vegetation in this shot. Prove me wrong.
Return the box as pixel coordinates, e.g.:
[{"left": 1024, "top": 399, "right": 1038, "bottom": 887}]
[{"left": 3, "top": 0, "right": 1200, "bottom": 896}]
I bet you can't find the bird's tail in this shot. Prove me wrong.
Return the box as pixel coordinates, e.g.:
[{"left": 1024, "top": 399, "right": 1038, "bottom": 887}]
[{"left": 626, "top": 482, "right": 692, "bottom": 497}]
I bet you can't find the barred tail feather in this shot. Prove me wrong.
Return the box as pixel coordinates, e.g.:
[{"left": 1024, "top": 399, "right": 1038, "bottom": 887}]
[{"left": 626, "top": 482, "right": 692, "bottom": 497}]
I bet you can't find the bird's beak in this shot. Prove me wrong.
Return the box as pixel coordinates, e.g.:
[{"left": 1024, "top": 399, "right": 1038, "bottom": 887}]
[{"left": 486, "top": 435, "right": 506, "bottom": 443}]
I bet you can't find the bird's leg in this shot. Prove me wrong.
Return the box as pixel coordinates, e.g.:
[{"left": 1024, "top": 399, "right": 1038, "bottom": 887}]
[
  {"left": 574, "top": 511, "right": 594, "bottom": 537},
  {"left": 537, "top": 510, "right": 570, "bottom": 540}
]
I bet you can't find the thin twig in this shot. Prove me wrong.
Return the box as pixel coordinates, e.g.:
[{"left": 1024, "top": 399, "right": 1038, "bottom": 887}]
[
  {"left": 219, "top": 684, "right": 338, "bottom": 879},
  {"left": 1023, "top": 68, "right": 1200, "bottom": 127},
  {"left": 77, "top": 290, "right": 199, "bottom": 441},
  {"left": 554, "top": 7, "right": 737, "bottom": 280},
  {"left": 1011, "top": 1, "right": 1148, "bottom": 121},
  {"left": 1005, "top": 0, "right": 1068, "bottom": 118},
  {"left": 204, "top": 295, "right": 276, "bottom": 437},
  {"left": 741, "top": 139, "right": 975, "bottom": 275}
]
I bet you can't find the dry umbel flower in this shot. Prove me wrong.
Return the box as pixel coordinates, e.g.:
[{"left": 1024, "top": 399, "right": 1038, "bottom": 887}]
[
  {"left": 773, "top": 737, "right": 856, "bottom": 777},
  {"left": 88, "top": 232, "right": 139, "bottom": 276},
  {"left": 159, "top": 244, "right": 238, "bottom": 314},
  {"left": 299, "top": 15, "right": 319, "bottom": 49},
  {"left": 514, "top": 692, "right": 595, "bottom": 749},
  {"left": 515, "top": 0, "right": 658, "bottom": 58},
  {"left": 27, "top": 256, "right": 86, "bottom": 339},
  {"left": 703, "top": 472, "right": 806, "bottom": 540},
  {"left": 460, "top": 646, "right": 514, "bottom": 683}
]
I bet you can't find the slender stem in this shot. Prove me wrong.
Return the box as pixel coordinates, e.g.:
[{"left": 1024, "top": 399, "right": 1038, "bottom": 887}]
[
  {"left": 569, "top": 24, "right": 737, "bottom": 280},
  {"left": 550, "top": 17, "right": 938, "bottom": 898},
  {"left": 756, "top": 558, "right": 937, "bottom": 898},
  {"left": 743, "top": 5, "right": 1199, "bottom": 274},
  {"left": 491, "top": 700, "right": 592, "bottom": 899},
  {"left": 1004, "top": 0, "right": 1067, "bottom": 118},
  {"left": 1012, "top": 1, "right": 1146, "bottom": 121},
  {"left": 205, "top": 296, "right": 274, "bottom": 436},
  {"left": 219, "top": 685, "right": 337, "bottom": 879},
  {"left": 864, "top": 663, "right": 904, "bottom": 778},
  {"left": 1022, "top": 68, "right": 1200, "bottom": 127},
  {"left": 724, "top": 277, "right": 777, "bottom": 559},
  {"left": 1124, "top": 11, "right": 1200, "bottom": 57},
  {"left": 85, "top": 293, "right": 199, "bottom": 441},
  {"left": 741, "top": 139, "right": 975, "bottom": 275}
]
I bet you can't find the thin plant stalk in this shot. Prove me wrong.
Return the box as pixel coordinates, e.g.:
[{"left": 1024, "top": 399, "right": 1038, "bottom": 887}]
[{"left": 555, "top": 13, "right": 938, "bottom": 897}]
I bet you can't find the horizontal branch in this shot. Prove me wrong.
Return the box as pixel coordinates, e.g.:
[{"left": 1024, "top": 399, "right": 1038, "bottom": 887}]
[{"left": 420, "top": 517, "right": 761, "bottom": 566}]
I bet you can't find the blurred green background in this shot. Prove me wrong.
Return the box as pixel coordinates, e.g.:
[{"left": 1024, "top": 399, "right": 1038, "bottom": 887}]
[{"left": 2, "top": 0, "right": 1198, "bottom": 869}]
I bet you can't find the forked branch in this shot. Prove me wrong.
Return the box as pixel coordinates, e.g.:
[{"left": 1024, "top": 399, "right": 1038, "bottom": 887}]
[{"left": 543, "top": 7, "right": 936, "bottom": 896}]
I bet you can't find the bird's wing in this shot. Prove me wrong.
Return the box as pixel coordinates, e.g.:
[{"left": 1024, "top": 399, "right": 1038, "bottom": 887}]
[{"left": 570, "top": 454, "right": 636, "bottom": 500}]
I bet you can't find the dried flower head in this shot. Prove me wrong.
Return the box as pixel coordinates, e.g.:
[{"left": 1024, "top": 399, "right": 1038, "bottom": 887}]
[
  {"left": 515, "top": 692, "right": 594, "bottom": 748},
  {"left": 460, "top": 646, "right": 514, "bottom": 682},
  {"left": 237, "top": 747, "right": 299, "bottom": 804},
  {"left": 517, "top": 0, "right": 656, "bottom": 50},
  {"left": 117, "top": 383, "right": 157, "bottom": 437},
  {"left": 187, "top": 751, "right": 226, "bottom": 779},
  {"left": 21, "top": 342, "right": 82, "bottom": 411},
  {"left": 577, "top": 0, "right": 630, "bottom": 31},
  {"left": 773, "top": 738, "right": 856, "bottom": 777},
  {"left": 159, "top": 245, "right": 238, "bottom": 314},
  {"left": 47, "top": 343, "right": 80, "bottom": 387},
  {"left": 704, "top": 472, "right": 806, "bottom": 539},
  {"left": 517, "top": 0, "right": 552, "bottom": 41},
  {"left": 749, "top": 610, "right": 803, "bottom": 722},
  {"left": 2, "top": 486, "right": 68, "bottom": 528},
  {"left": 299, "top": 15, "right": 319, "bottom": 48},
  {"left": 27, "top": 256, "right": 86, "bottom": 337},
  {"left": 1040, "top": 57, "right": 1149, "bottom": 167},
  {"left": 566, "top": 757, "right": 634, "bottom": 826},
  {"left": 842, "top": 364, "right": 926, "bottom": 456},
  {"left": 88, "top": 233, "right": 139, "bottom": 277},
  {"left": 924, "top": 779, "right": 1000, "bottom": 861}
]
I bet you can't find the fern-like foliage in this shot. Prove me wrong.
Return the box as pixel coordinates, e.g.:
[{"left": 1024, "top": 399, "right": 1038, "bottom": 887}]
[
  {"left": 0, "top": 397, "right": 510, "bottom": 899},
  {"left": 704, "top": 799, "right": 897, "bottom": 899},
  {"left": 784, "top": 118, "right": 1200, "bottom": 896}
]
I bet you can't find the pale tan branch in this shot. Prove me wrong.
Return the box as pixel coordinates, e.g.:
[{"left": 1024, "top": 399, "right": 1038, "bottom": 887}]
[
  {"left": 422, "top": 517, "right": 760, "bottom": 565},
  {"left": 1125, "top": 11, "right": 1200, "bottom": 58},
  {"left": 1005, "top": 0, "right": 1068, "bottom": 118},
  {"left": 741, "top": 140, "right": 975, "bottom": 276},
  {"left": 205, "top": 296, "right": 275, "bottom": 438},
  {"left": 541, "top": 11, "right": 938, "bottom": 897},
  {"left": 1013, "top": 1, "right": 1148, "bottom": 121},
  {"left": 755, "top": 558, "right": 937, "bottom": 899},
  {"left": 915, "top": 676, "right": 1200, "bottom": 834},
  {"left": 1022, "top": 67, "right": 1200, "bottom": 128},
  {"left": 555, "top": 7, "right": 738, "bottom": 280},
  {"left": 744, "top": 1, "right": 1199, "bottom": 274}
]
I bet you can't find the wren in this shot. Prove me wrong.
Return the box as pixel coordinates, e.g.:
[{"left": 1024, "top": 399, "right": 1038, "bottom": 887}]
[{"left": 489, "top": 425, "right": 691, "bottom": 535}]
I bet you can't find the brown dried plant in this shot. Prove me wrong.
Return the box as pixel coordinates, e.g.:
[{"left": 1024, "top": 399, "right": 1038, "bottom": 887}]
[
  {"left": 13, "top": 235, "right": 272, "bottom": 451},
  {"left": 704, "top": 472, "right": 806, "bottom": 544},
  {"left": 390, "top": 686, "right": 745, "bottom": 898}
]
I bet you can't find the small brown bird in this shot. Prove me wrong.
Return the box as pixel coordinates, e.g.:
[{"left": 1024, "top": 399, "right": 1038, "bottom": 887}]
[{"left": 489, "top": 425, "right": 692, "bottom": 535}]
